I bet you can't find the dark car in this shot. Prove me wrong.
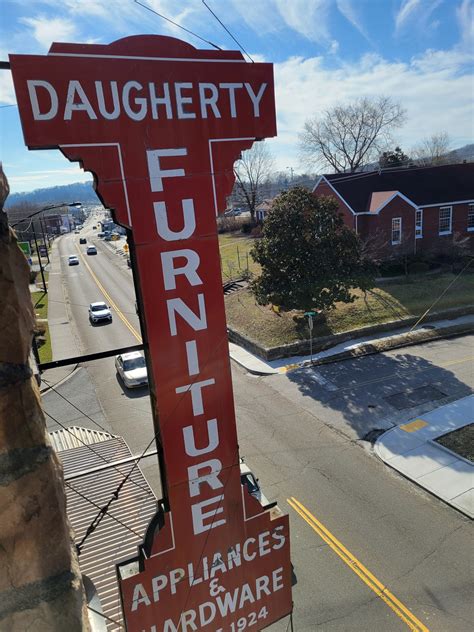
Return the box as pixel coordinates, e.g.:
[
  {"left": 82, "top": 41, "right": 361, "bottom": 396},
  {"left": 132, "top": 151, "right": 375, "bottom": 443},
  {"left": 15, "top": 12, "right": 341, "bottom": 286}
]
[{"left": 79, "top": 237, "right": 87, "bottom": 244}]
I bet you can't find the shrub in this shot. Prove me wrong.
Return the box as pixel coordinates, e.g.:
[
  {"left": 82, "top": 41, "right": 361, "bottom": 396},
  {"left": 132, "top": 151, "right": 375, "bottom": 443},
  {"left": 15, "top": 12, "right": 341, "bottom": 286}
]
[
  {"left": 409, "top": 261, "right": 430, "bottom": 274},
  {"left": 241, "top": 222, "right": 255, "bottom": 234},
  {"left": 217, "top": 216, "right": 245, "bottom": 234}
]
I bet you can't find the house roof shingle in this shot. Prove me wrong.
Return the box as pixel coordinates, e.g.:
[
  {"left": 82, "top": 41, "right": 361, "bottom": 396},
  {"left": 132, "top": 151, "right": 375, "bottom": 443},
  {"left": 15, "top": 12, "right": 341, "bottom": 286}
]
[{"left": 322, "top": 163, "right": 474, "bottom": 212}]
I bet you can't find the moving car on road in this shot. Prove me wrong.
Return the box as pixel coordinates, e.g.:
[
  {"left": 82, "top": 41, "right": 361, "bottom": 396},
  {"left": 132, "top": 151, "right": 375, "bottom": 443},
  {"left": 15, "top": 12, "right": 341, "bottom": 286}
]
[
  {"left": 88, "top": 301, "right": 112, "bottom": 324},
  {"left": 115, "top": 352, "right": 148, "bottom": 388},
  {"left": 86, "top": 245, "right": 97, "bottom": 255},
  {"left": 79, "top": 237, "right": 87, "bottom": 244},
  {"left": 68, "top": 255, "right": 79, "bottom": 266}
]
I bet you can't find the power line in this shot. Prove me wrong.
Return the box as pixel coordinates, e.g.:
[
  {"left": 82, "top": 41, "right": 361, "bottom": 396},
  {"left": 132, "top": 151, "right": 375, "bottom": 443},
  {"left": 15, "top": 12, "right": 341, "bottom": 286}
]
[
  {"left": 65, "top": 481, "right": 144, "bottom": 547},
  {"left": 43, "top": 381, "right": 152, "bottom": 497},
  {"left": 133, "top": 0, "right": 222, "bottom": 50},
  {"left": 410, "top": 257, "right": 473, "bottom": 330},
  {"left": 72, "top": 330, "right": 230, "bottom": 554},
  {"left": 201, "top": 0, "right": 254, "bottom": 63}
]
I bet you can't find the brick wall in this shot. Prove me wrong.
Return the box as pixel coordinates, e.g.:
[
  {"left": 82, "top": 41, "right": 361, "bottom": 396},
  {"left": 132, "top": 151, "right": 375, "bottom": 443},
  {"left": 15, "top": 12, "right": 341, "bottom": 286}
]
[{"left": 313, "top": 180, "right": 355, "bottom": 229}]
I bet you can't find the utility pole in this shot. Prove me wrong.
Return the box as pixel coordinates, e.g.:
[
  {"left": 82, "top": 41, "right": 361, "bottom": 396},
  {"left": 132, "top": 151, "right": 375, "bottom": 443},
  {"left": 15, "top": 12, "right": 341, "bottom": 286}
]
[
  {"left": 31, "top": 221, "right": 47, "bottom": 292},
  {"left": 40, "top": 214, "right": 51, "bottom": 256},
  {"left": 0, "top": 164, "right": 90, "bottom": 631},
  {"left": 304, "top": 311, "right": 316, "bottom": 365}
]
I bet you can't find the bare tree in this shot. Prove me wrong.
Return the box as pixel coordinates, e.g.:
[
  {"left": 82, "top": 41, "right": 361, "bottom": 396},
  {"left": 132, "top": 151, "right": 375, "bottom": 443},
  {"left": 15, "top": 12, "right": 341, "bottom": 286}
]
[
  {"left": 411, "top": 132, "right": 457, "bottom": 166},
  {"left": 233, "top": 141, "right": 274, "bottom": 222},
  {"left": 299, "top": 96, "right": 406, "bottom": 173}
]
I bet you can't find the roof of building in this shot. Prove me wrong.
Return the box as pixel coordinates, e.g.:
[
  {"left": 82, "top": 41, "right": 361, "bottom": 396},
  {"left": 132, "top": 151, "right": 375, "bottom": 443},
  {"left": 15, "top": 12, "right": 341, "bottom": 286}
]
[
  {"left": 256, "top": 198, "right": 275, "bottom": 211},
  {"left": 321, "top": 163, "right": 474, "bottom": 212},
  {"left": 51, "top": 428, "right": 157, "bottom": 631}
]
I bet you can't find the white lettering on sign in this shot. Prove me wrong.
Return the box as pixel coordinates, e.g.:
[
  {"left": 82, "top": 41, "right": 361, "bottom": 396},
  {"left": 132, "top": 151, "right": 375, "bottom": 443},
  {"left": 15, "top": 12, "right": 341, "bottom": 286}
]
[
  {"left": 188, "top": 459, "right": 223, "bottom": 497},
  {"left": 146, "top": 146, "right": 229, "bottom": 537},
  {"left": 183, "top": 418, "right": 219, "bottom": 457},
  {"left": 175, "top": 378, "right": 215, "bottom": 416},
  {"left": 27, "top": 80, "right": 58, "bottom": 120},
  {"left": 132, "top": 565, "right": 285, "bottom": 630},
  {"left": 166, "top": 295, "right": 207, "bottom": 336},
  {"left": 129, "top": 527, "right": 287, "bottom": 612},
  {"left": 191, "top": 495, "right": 226, "bottom": 534},
  {"left": 64, "top": 80, "right": 97, "bottom": 120},
  {"left": 26, "top": 80, "right": 269, "bottom": 122},
  {"left": 95, "top": 80, "right": 120, "bottom": 119},
  {"left": 161, "top": 250, "right": 202, "bottom": 291}
]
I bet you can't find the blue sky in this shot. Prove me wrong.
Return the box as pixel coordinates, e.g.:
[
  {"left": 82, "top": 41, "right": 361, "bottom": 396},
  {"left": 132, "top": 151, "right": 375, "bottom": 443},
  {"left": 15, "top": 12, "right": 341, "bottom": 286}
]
[{"left": 0, "top": 0, "right": 473, "bottom": 193}]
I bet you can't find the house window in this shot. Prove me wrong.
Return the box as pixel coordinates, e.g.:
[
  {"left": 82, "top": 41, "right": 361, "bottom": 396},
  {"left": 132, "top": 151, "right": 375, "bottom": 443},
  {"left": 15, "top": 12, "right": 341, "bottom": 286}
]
[
  {"left": 415, "top": 209, "right": 423, "bottom": 238},
  {"left": 391, "top": 217, "right": 402, "bottom": 245},
  {"left": 439, "top": 206, "right": 452, "bottom": 235},
  {"left": 468, "top": 204, "right": 474, "bottom": 231}
]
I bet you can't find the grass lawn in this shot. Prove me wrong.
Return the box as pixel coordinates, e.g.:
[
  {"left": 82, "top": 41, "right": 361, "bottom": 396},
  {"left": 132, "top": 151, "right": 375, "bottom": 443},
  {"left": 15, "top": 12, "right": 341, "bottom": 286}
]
[
  {"left": 37, "top": 324, "right": 52, "bottom": 364},
  {"left": 225, "top": 271, "right": 474, "bottom": 348},
  {"left": 218, "top": 234, "right": 260, "bottom": 280},
  {"left": 31, "top": 291, "right": 52, "bottom": 363},
  {"left": 32, "top": 291, "right": 48, "bottom": 318}
]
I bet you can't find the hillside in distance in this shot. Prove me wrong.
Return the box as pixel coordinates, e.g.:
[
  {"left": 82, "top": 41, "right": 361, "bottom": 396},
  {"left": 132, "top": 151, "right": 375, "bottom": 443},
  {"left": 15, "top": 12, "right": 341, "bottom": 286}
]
[{"left": 5, "top": 180, "right": 99, "bottom": 208}]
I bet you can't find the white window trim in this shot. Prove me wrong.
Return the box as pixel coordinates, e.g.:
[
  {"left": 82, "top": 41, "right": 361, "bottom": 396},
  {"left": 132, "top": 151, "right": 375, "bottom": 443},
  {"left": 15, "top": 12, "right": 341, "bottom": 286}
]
[
  {"left": 391, "top": 217, "right": 402, "bottom": 245},
  {"left": 468, "top": 204, "right": 474, "bottom": 232},
  {"left": 415, "top": 208, "right": 423, "bottom": 239},
  {"left": 439, "top": 206, "right": 452, "bottom": 235}
]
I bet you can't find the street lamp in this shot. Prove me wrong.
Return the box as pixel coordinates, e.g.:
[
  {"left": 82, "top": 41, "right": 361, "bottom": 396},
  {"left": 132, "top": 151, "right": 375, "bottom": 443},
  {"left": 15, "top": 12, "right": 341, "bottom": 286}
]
[{"left": 11, "top": 202, "right": 82, "bottom": 293}]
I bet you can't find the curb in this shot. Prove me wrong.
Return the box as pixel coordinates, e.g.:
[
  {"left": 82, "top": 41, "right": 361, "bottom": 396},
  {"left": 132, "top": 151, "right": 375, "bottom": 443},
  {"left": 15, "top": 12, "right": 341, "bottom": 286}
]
[
  {"left": 230, "top": 321, "right": 474, "bottom": 375},
  {"left": 309, "top": 322, "right": 474, "bottom": 367},
  {"left": 39, "top": 364, "right": 80, "bottom": 393},
  {"left": 229, "top": 353, "right": 275, "bottom": 376}
]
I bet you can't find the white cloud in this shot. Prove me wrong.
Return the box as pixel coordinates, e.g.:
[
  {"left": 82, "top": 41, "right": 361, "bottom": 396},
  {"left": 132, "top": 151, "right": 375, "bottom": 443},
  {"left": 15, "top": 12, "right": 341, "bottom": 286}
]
[
  {"left": 395, "top": 0, "right": 422, "bottom": 32},
  {"left": 336, "top": 0, "right": 370, "bottom": 41},
  {"left": 19, "top": 15, "right": 78, "bottom": 50},
  {"left": 270, "top": 48, "right": 473, "bottom": 171},
  {"left": 456, "top": 0, "right": 474, "bottom": 50},
  {"left": 395, "top": 0, "right": 442, "bottom": 35}
]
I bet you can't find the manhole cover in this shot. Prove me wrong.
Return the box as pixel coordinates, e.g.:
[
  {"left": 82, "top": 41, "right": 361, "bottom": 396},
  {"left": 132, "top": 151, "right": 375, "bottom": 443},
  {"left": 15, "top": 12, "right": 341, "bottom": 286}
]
[{"left": 384, "top": 385, "right": 447, "bottom": 410}]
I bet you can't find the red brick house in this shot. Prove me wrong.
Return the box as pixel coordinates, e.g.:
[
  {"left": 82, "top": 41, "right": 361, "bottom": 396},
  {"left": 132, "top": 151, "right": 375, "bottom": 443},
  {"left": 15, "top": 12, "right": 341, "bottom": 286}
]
[{"left": 312, "top": 164, "right": 474, "bottom": 258}]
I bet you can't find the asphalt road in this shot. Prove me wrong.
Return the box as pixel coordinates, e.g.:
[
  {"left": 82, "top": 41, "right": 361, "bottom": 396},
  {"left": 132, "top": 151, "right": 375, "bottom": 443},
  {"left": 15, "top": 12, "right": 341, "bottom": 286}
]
[{"left": 46, "top": 218, "right": 473, "bottom": 631}]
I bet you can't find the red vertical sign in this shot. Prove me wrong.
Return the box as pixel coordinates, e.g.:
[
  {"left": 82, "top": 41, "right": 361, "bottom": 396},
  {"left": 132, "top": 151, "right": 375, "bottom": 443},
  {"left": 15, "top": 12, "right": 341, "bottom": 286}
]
[{"left": 10, "top": 35, "right": 292, "bottom": 630}]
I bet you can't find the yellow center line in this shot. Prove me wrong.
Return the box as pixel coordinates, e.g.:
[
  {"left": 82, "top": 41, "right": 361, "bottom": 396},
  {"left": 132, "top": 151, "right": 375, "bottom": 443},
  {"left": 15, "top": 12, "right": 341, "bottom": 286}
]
[
  {"left": 75, "top": 244, "right": 142, "bottom": 342},
  {"left": 287, "top": 497, "right": 429, "bottom": 632}
]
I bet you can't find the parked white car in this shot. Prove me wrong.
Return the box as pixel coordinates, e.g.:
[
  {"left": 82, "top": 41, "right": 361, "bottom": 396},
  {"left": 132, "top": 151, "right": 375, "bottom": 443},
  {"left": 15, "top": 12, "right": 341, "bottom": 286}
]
[
  {"left": 88, "top": 301, "right": 112, "bottom": 324},
  {"left": 115, "top": 352, "right": 148, "bottom": 388}
]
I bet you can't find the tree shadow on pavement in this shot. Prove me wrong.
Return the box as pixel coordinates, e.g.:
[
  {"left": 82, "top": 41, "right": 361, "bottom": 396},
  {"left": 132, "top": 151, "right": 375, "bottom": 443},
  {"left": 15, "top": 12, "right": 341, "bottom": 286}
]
[{"left": 285, "top": 349, "right": 473, "bottom": 440}]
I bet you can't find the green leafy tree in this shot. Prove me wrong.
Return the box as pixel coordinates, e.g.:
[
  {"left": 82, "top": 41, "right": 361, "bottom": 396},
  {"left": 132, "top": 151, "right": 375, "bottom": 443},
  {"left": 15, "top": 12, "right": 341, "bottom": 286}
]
[{"left": 250, "top": 188, "right": 374, "bottom": 311}]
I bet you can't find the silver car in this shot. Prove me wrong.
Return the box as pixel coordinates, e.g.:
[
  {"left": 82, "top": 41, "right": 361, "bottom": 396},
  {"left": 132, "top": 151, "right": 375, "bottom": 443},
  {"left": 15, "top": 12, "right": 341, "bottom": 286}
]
[
  {"left": 115, "top": 352, "right": 148, "bottom": 388},
  {"left": 88, "top": 301, "right": 112, "bottom": 324}
]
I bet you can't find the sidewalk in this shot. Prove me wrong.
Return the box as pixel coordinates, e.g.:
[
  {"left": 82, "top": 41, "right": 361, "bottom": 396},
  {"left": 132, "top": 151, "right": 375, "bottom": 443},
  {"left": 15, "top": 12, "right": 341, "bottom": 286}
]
[
  {"left": 40, "top": 238, "right": 81, "bottom": 393},
  {"left": 229, "top": 313, "right": 474, "bottom": 375},
  {"left": 374, "top": 395, "right": 473, "bottom": 518}
]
